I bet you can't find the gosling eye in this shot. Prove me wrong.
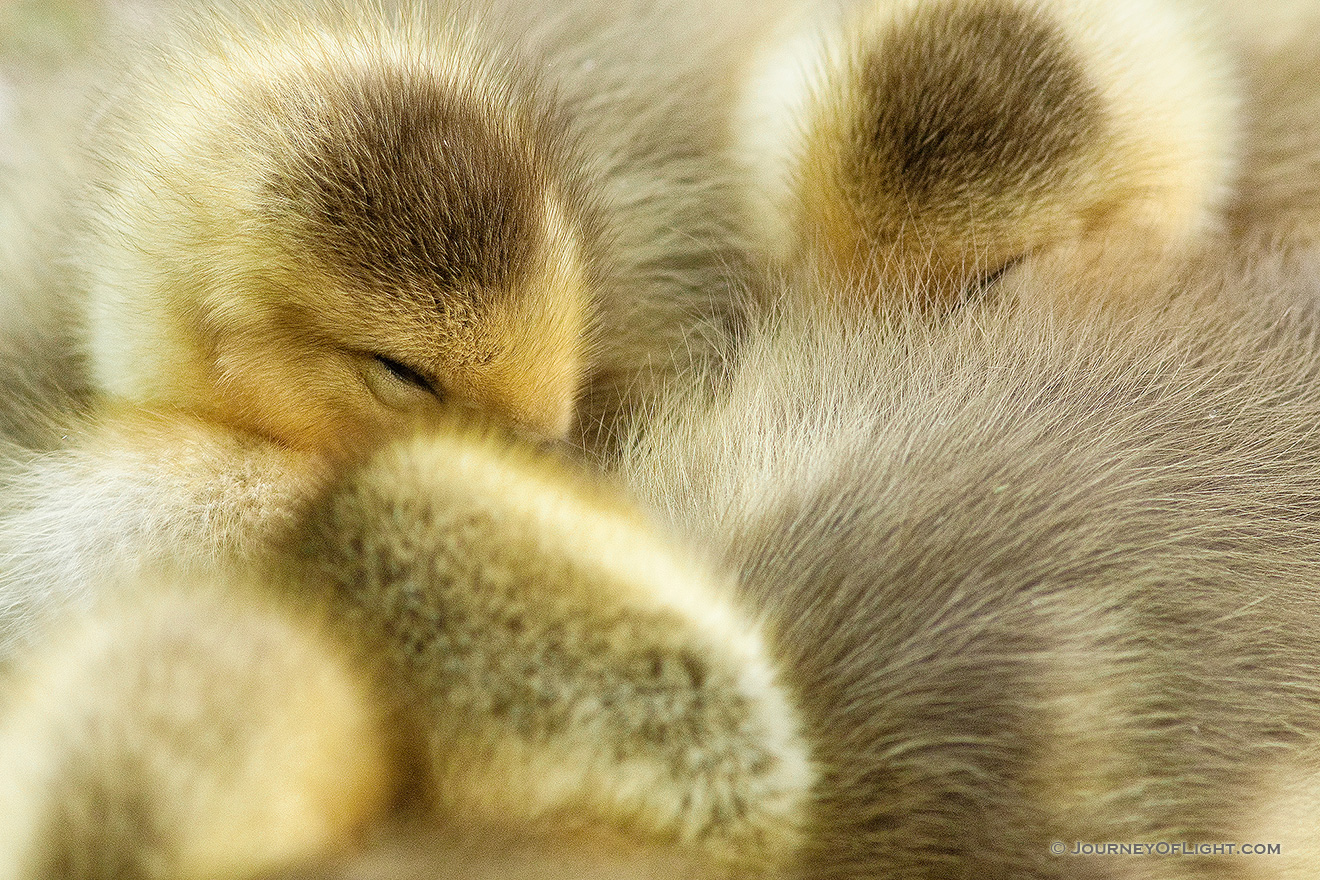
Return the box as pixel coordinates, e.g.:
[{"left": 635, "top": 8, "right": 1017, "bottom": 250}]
[
  {"left": 364, "top": 354, "right": 444, "bottom": 409},
  {"left": 377, "top": 356, "right": 436, "bottom": 394}
]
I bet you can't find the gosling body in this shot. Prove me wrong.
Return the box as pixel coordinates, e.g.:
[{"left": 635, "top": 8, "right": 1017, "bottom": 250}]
[
  {"left": 0, "top": 419, "right": 814, "bottom": 880},
  {"left": 619, "top": 252, "right": 1320, "bottom": 878}
]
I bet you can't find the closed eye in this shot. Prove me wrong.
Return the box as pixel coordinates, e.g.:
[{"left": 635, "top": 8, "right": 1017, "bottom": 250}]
[
  {"left": 374, "top": 355, "right": 442, "bottom": 400},
  {"left": 377, "top": 355, "right": 431, "bottom": 390}
]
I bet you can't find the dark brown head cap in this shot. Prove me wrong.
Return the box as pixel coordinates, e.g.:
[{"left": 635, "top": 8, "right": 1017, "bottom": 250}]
[
  {"left": 846, "top": 0, "right": 1103, "bottom": 223},
  {"left": 794, "top": 0, "right": 1112, "bottom": 298},
  {"left": 261, "top": 62, "right": 579, "bottom": 312}
]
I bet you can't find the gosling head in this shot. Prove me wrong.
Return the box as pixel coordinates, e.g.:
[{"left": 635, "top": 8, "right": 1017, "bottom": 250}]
[
  {"left": 735, "top": 0, "right": 1239, "bottom": 307},
  {"left": 83, "top": 27, "right": 602, "bottom": 455}
]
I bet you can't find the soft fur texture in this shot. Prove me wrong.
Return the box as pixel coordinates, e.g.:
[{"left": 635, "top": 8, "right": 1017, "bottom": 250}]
[
  {"left": 1215, "top": 0, "right": 1320, "bottom": 250},
  {"left": 618, "top": 249, "right": 1320, "bottom": 878},
  {"left": 3, "top": 0, "right": 1320, "bottom": 878},
  {"left": 0, "top": 420, "right": 814, "bottom": 880},
  {"left": 0, "top": 579, "right": 398, "bottom": 880},
  {"left": 7, "top": 250, "right": 1320, "bottom": 878},
  {"left": 0, "top": 410, "right": 324, "bottom": 660}
]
